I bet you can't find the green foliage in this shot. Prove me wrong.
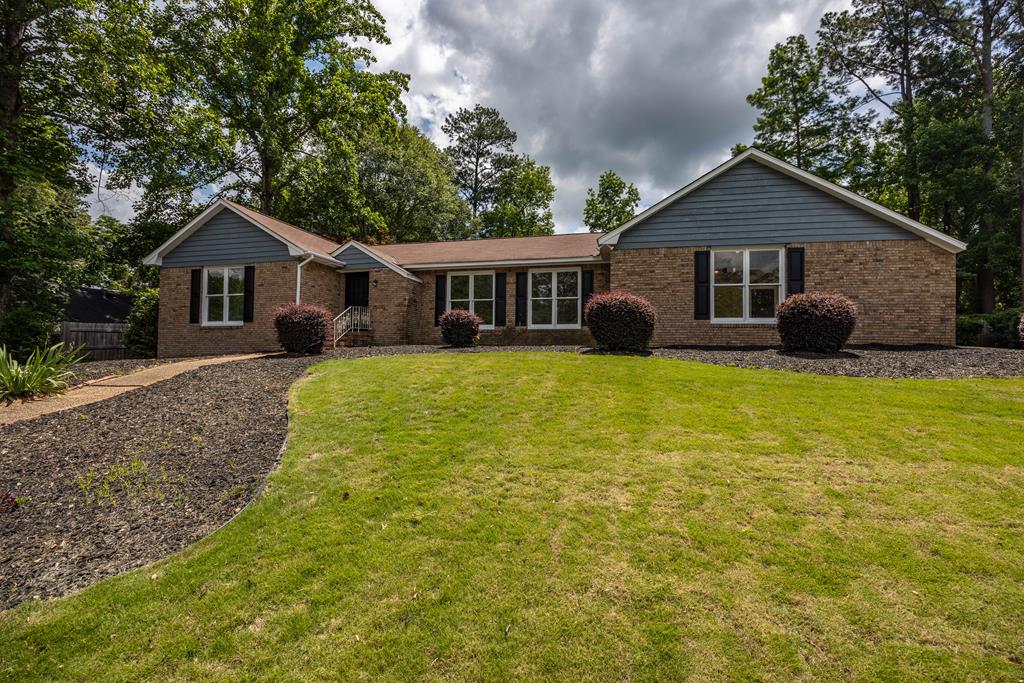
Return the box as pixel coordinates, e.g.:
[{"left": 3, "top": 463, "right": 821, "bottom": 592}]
[
  {"left": 956, "top": 309, "right": 1023, "bottom": 348},
  {"left": 442, "top": 105, "right": 517, "bottom": 217},
  {"left": 353, "top": 124, "right": 471, "bottom": 243},
  {"left": 478, "top": 156, "right": 556, "bottom": 238},
  {"left": 0, "top": 343, "right": 85, "bottom": 403},
  {"left": 583, "top": 170, "right": 641, "bottom": 233},
  {"left": 124, "top": 289, "right": 159, "bottom": 358},
  {"left": 742, "top": 35, "right": 872, "bottom": 183}
]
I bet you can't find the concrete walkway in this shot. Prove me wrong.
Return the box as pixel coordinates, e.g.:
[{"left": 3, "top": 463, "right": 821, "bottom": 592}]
[{"left": 0, "top": 354, "right": 266, "bottom": 426}]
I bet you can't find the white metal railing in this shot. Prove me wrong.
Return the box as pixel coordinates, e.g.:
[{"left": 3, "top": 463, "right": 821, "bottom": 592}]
[{"left": 334, "top": 306, "right": 370, "bottom": 346}]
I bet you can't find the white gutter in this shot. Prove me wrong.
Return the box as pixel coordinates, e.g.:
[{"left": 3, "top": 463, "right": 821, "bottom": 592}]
[{"left": 295, "top": 255, "right": 315, "bottom": 303}]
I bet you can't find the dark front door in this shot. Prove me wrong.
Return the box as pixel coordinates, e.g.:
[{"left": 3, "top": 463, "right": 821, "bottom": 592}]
[{"left": 345, "top": 272, "right": 369, "bottom": 308}]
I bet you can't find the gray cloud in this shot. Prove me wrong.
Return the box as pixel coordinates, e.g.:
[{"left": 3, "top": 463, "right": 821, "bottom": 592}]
[{"left": 374, "top": 0, "right": 849, "bottom": 232}]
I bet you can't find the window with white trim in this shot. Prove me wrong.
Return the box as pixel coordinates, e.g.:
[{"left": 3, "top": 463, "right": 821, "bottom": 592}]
[
  {"left": 529, "top": 268, "right": 580, "bottom": 328},
  {"left": 204, "top": 266, "right": 245, "bottom": 325},
  {"left": 447, "top": 272, "right": 495, "bottom": 327},
  {"left": 711, "top": 249, "right": 784, "bottom": 322}
]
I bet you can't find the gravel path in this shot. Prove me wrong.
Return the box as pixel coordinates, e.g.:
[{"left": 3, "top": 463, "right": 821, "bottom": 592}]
[{"left": 2, "top": 344, "right": 1021, "bottom": 611}]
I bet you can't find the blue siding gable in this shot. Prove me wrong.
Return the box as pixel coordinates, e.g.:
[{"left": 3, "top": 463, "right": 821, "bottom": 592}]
[
  {"left": 617, "top": 159, "right": 916, "bottom": 249},
  {"left": 162, "top": 209, "right": 294, "bottom": 266},
  {"left": 335, "top": 244, "right": 386, "bottom": 270}
]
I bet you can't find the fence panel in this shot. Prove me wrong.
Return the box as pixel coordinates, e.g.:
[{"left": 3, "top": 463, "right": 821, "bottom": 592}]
[{"left": 61, "top": 322, "right": 129, "bottom": 360}]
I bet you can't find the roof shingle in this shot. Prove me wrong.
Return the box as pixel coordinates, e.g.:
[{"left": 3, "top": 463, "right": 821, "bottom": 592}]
[{"left": 370, "top": 233, "right": 603, "bottom": 267}]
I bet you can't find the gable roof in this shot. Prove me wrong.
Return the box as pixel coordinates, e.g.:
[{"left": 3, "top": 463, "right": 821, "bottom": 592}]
[
  {"left": 333, "top": 241, "right": 423, "bottom": 282},
  {"left": 143, "top": 199, "right": 343, "bottom": 266},
  {"left": 365, "top": 232, "right": 604, "bottom": 269},
  {"left": 598, "top": 148, "right": 966, "bottom": 254}
]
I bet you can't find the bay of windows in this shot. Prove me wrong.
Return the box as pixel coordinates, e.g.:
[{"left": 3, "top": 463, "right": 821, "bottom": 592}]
[
  {"left": 711, "top": 249, "right": 783, "bottom": 322},
  {"left": 448, "top": 272, "right": 495, "bottom": 327},
  {"left": 204, "top": 266, "right": 245, "bottom": 325},
  {"left": 529, "top": 268, "right": 580, "bottom": 328}
]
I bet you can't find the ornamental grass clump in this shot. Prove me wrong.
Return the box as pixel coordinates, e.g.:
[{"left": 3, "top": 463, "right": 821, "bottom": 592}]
[
  {"left": 272, "top": 303, "right": 332, "bottom": 354},
  {"left": 584, "top": 291, "right": 657, "bottom": 352},
  {"left": 439, "top": 309, "right": 481, "bottom": 348},
  {"left": 776, "top": 291, "right": 858, "bottom": 353},
  {"left": 0, "top": 343, "right": 85, "bottom": 403}
]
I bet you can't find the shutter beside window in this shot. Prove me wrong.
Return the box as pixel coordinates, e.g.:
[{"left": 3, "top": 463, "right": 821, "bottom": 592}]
[
  {"left": 494, "top": 272, "right": 507, "bottom": 326},
  {"left": 515, "top": 272, "right": 528, "bottom": 326},
  {"left": 581, "top": 269, "right": 594, "bottom": 326},
  {"left": 243, "top": 265, "right": 255, "bottom": 323},
  {"left": 189, "top": 269, "right": 202, "bottom": 324},
  {"left": 694, "top": 251, "right": 710, "bottom": 320},
  {"left": 786, "top": 247, "right": 805, "bottom": 296},
  {"left": 434, "top": 274, "right": 446, "bottom": 326}
]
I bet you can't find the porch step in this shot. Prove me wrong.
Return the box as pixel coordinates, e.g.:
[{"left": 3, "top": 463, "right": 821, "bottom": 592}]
[{"left": 335, "top": 331, "right": 373, "bottom": 347}]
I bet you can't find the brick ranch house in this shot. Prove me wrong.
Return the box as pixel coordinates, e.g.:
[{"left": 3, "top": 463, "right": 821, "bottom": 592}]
[{"left": 144, "top": 148, "right": 966, "bottom": 358}]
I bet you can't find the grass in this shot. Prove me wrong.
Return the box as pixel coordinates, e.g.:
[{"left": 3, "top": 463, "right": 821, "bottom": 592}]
[{"left": 2, "top": 352, "right": 1023, "bottom": 681}]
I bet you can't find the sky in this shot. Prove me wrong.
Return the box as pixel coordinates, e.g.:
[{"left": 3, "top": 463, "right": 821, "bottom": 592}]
[{"left": 90, "top": 0, "right": 851, "bottom": 232}]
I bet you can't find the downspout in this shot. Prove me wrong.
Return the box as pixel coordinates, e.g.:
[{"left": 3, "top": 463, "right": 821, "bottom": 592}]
[{"left": 295, "top": 255, "right": 315, "bottom": 304}]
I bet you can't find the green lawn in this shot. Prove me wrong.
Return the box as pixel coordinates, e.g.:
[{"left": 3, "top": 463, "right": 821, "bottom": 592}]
[{"left": 3, "top": 353, "right": 1024, "bottom": 681}]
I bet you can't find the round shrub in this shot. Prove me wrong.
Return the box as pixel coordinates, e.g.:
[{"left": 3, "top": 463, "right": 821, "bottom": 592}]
[
  {"left": 776, "top": 291, "right": 858, "bottom": 353},
  {"left": 439, "top": 308, "right": 481, "bottom": 347},
  {"left": 272, "top": 303, "right": 332, "bottom": 354},
  {"left": 584, "top": 291, "right": 657, "bottom": 352},
  {"left": 124, "top": 288, "right": 159, "bottom": 358}
]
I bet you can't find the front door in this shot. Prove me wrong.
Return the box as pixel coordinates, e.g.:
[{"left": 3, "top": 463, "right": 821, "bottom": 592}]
[{"left": 345, "top": 272, "right": 369, "bottom": 308}]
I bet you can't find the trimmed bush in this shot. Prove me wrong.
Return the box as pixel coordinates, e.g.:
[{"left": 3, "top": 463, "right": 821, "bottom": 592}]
[
  {"left": 956, "top": 309, "right": 1022, "bottom": 348},
  {"left": 584, "top": 291, "right": 657, "bottom": 352},
  {"left": 272, "top": 303, "right": 332, "bottom": 354},
  {"left": 124, "top": 288, "right": 159, "bottom": 358},
  {"left": 776, "top": 291, "right": 858, "bottom": 353},
  {"left": 0, "top": 343, "right": 86, "bottom": 403},
  {"left": 439, "top": 308, "right": 481, "bottom": 347}
]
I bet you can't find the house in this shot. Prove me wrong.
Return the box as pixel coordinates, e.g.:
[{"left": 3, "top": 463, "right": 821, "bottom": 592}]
[{"left": 143, "top": 148, "right": 966, "bottom": 357}]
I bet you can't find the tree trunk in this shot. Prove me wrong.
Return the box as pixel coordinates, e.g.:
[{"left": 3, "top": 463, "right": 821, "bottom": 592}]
[
  {"left": 0, "top": 14, "right": 28, "bottom": 322},
  {"left": 901, "top": 5, "right": 921, "bottom": 221},
  {"left": 1020, "top": 123, "right": 1024, "bottom": 305},
  {"left": 259, "top": 153, "right": 273, "bottom": 214},
  {"left": 976, "top": 0, "right": 997, "bottom": 312}
]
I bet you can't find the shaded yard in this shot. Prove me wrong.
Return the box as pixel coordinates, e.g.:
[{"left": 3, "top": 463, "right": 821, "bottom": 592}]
[{"left": 2, "top": 352, "right": 1023, "bottom": 680}]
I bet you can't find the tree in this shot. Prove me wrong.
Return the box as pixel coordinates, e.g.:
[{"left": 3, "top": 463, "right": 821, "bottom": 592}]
[
  {"left": 583, "top": 170, "right": 641, "bottom": 233},
  {"left": 917, "top": 0, "right": 1020, "bottom": 311},
  {"left": 442, "top": 105, "right": 517, "bottom": 218},
  {"left": 0, "top": 0, "right": 162, "bottom": 352},
  {"left": 818, "top": 0, "right": 938, "bottom": 220},
  {"left": 478, "top": 156, "right": 555, "bottom": 238},
  {"left": 741, "top": 34, "right": 872, "bottom": 182},
  {"left": 351, "top": 125, "right": 471, "bottom": 243},
  {"left": 113, "top": 0, "right": 407, "bottom": 231}
]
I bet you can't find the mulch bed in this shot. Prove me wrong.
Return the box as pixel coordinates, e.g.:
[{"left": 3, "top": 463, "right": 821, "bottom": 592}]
[
  {"left": 69, "top": 357, "right": 177, "bottom": 387},
  {"left": 2, "top": 344, "right": 1021, "bottom": 611},
  {"left": 650, "top": 345, "right": 1024, "bottom": 379}
]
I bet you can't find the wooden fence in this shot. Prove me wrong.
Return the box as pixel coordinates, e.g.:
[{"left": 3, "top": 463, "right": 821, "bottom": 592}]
[{"left": 60, "top": 322, "right": 129, "bottom": 360}]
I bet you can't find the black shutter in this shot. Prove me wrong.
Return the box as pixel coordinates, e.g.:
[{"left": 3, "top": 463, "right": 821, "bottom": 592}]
[
  {"left": 515, "top": 272, "right": 528, "bottom": 326},
  {"left": 189, "top": 269, "right": 202, "bottom": 324},
  {"left": 581, "top": 269, "right": 594, "bottom": 326},
  {"left": 694, "top": 251, "right": 710, "bottom": 320},
  {"left": 243, "top": 265, "right": 255, "bottom": 323},
  {"left": 494, "top": 273, "right": 507, "bottom": 326},
  {"left": 434, "top": 274, "right": 446, "bottom": 326},
  {"left": 786, "top": 247, "right": 805, "bottom": 296}
]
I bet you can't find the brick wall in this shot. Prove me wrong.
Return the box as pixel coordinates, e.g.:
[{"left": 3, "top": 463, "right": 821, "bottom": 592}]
[
  {"left": 610, "top": 240, "right": 956, "bottom": 346},
  {"left": 158, "top": 262, "right": 298, "bottom": 358},
  {"left": 299, "top": 261, "right": 343, "bottom": 316},
  {"left": 405, "top": 265, "right": 610, "bottom": 346}
]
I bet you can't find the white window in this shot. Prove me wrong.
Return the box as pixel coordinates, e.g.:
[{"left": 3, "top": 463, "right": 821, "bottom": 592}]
[
  {"left": 203, "top": 266, "right": 245, "bottom": 326},
  {"left": 447, "top": 272, "right": 495, "bottom": 328},
  {"left": 711, "top": 249, "right": 784, "bottom": 323},
  {"left": 528, "top": 268, "right": 580, "bottom": 329}
]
